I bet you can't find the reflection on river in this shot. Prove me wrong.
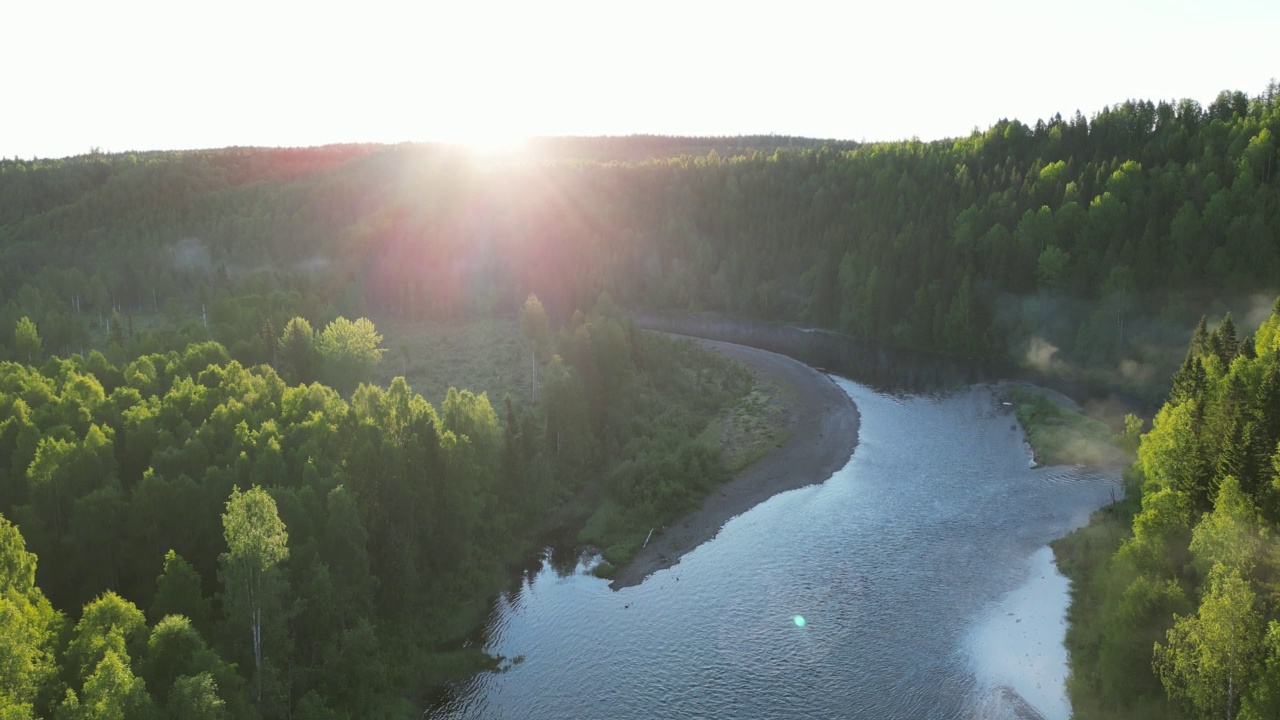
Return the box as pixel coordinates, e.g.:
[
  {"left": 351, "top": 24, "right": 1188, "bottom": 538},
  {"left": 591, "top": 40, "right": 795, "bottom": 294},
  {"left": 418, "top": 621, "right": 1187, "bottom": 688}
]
[{"left": 426, "top": 380, "right": 1118, "bottom": 720}]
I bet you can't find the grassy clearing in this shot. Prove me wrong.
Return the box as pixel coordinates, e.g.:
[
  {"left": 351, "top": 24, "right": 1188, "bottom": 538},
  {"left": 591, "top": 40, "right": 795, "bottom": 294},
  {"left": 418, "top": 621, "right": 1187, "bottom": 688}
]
[
  {"left": 701, "top": 375, "right": 796, "bottom": 474},
  {"left": 573, "top": 337, "right": 756, "bottom": 565},
  {"left": 581, "top": 360, "right": 794, "bottom": 565},
  {"left": 1006, "top": 386, "right": 1125, "bottom": 468},
  {"left": 367, "top": 321, "right": 791, "bottom": 576},
  {"left": 372, "top": 316, "right": 534, "bottom": 409}
]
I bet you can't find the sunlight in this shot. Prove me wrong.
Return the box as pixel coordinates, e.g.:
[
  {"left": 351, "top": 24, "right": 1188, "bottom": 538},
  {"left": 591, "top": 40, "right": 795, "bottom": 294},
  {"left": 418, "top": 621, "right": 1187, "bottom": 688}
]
[{"left": 452, "top": 129, "right": 529, "bottom": 158}]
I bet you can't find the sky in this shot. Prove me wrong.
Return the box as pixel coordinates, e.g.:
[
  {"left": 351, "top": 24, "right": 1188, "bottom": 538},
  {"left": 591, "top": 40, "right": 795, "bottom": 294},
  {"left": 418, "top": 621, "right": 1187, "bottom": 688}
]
[{"left": 3, "top": 0, "right": 1277, "bottom": 159}]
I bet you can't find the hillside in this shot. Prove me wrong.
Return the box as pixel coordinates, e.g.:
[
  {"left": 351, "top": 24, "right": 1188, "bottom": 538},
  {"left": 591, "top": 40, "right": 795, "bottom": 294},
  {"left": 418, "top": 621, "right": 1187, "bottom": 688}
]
[{"left": 3, "top": 83, "right": 1278, "bottom": 400}]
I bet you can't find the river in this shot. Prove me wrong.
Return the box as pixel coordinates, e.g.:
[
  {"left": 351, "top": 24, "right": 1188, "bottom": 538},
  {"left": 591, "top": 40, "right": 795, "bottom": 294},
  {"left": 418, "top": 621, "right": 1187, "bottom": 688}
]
[{"left": 426, "top": 379, "right": 1118, "bottom": 719}]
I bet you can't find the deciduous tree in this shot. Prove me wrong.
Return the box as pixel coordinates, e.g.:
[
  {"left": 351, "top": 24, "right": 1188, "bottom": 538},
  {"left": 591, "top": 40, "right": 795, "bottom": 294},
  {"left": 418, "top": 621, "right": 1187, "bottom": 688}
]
[
  {"left": 1156, "top": 566, "right": 1264, "bottom": 720},
  {"left": 218, "top": 486, "right": 288, "bottom": 709},
  {"left": 13, "top": 318, "right": 39, "bottom": 364}
]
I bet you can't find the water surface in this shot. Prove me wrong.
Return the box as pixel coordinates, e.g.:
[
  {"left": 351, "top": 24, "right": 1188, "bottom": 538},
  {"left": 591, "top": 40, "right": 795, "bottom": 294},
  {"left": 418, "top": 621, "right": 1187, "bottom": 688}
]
[{"left": 428, "top": 380, "right": 1117, "bottom": 719}]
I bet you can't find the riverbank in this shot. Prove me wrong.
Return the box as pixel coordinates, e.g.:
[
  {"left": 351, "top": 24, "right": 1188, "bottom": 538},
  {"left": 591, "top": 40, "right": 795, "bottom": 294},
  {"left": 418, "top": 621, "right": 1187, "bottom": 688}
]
[
  {"left": 994, "top": 381, "right": 1131, "bottom": 472},
  {"left": 610, "top": 338, "right": 860, "bottom": 589}
]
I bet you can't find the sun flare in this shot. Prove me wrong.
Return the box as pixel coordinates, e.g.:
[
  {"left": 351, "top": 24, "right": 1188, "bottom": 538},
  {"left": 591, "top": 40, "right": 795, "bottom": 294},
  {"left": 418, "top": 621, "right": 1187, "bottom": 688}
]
[{"left": 453, "top": 130, "right": 529, "bottom": 158}]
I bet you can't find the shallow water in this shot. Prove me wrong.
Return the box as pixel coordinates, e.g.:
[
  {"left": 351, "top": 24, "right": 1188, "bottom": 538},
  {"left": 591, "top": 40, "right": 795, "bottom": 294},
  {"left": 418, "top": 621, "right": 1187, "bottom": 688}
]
[
  {"left": 427, "top": 379, "right": 1117, "bottom": 719},
  {"left": 965, "top": 546, "right": 1072, "bottom": 720}
]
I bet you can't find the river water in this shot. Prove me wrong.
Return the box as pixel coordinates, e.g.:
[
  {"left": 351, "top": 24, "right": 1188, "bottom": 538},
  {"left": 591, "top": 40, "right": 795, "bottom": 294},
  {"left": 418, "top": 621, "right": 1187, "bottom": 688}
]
[{"left": 427, "top": 379, "right": 1118, "bottom": 720}]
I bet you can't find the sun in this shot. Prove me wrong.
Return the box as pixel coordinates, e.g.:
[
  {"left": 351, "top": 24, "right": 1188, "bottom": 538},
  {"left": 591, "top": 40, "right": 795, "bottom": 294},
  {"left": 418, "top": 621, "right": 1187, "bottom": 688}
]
[
  {"left": 429, "top": 111, "right": 533, "bottom": 160},
  {"left": 452, "top": 129, "right": 529, "bottom": 158}
]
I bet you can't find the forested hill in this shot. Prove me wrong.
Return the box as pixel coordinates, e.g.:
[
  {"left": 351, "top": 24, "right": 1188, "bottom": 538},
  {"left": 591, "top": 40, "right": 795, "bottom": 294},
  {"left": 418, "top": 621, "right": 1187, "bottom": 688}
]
[{"left": 3, "top": 84, "right": 1279, "bottom": 398}]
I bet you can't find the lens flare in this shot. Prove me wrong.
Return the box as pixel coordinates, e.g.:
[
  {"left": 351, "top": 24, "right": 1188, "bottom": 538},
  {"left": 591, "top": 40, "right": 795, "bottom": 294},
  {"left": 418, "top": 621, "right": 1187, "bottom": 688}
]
[{"left": 793, "top": 615, "right": 806, "bottom": 628}]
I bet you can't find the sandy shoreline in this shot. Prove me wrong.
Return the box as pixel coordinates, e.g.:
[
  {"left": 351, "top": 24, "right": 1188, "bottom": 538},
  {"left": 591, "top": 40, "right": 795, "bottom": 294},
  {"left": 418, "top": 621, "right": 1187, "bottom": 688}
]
[{"left": 610, "top": 337, "right": 860, "bottom": 590}]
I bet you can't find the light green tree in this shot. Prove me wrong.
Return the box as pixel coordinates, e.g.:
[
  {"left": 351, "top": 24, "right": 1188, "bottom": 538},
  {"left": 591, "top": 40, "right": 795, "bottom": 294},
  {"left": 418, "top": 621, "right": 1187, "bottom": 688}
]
[
  {"left": 1155, "top": 565, "right": 1264, "bottom": 720},
  {"left": 1189, "top": 476, "right": 1263, "bottom": 577},
  {"left": 1117, "top": 413, "right": 1145, "bottom": 453},
  {"left": 143, "top": 615, "right": 225, "bottom": 708},
  {"left": 64, "top": 592, "right": 147, "bottom": 685},
  {"left": 218, "top": 486, "right": 288, "bottom": 709},
  {"left": 316, "top": 317, "right": 384, "bottom": 393},
  {"left": 165, "top": 673, "right": 228, "bottom": 720},
  {"left": 14, "top": 318, "right": 39, "bottom": 364},
  {"left": 57, "top": 649, "right": 155, "bottom": 720},
  {"left": 519, "top": 295, "right": 550, "bottom": 403},
  {"left": 0, "top": 514, "right": 60, "bottom": 719},
  {"left": 57, "top": 592, "right": 153, "bottom": 720},
  {"left": 1241, "top": 622, "right": 1280, "bottom": 720}
]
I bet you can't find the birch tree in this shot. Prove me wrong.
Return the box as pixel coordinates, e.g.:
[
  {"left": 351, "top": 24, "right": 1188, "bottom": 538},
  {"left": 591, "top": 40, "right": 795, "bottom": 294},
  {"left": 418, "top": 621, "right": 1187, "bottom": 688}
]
[
  {"left": 1155, "top": 565, "right": 1264, "bottom": 720},
  {"left": 218, "top": 486, "right": 288, "bottom": 710},
  {"left": 14, "top": 317, "right": 39, "bottom": 364},
  {"left": 519, "top": 294, "right": 550, "bottom": 403}
]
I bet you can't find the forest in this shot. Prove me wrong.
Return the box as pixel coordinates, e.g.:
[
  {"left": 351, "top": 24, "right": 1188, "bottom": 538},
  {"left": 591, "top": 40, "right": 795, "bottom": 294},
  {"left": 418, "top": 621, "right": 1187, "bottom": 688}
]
[
  {"left": 1056, "top": 304, "right": 1280, "bottom": 720},
  {"left": 1, "top": 80, "right": 1278, "bottom": 718},
  {"left": 0, "top": 297, "right": 749, "bottom": 718},
  {"left": 2, "top": 82, "right": 1278, "bottom": 399}
]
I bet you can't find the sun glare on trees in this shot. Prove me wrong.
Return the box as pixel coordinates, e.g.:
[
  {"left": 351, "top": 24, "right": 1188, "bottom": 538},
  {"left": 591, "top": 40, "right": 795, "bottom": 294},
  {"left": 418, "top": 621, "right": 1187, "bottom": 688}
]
[{"left": 423, "top": 122, "right": 531, "bottom": 164}]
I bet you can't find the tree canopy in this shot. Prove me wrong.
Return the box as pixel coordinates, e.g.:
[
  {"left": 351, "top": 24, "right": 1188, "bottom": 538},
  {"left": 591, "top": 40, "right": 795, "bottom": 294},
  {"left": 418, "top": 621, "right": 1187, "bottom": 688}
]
[
  {"left": 0, "top": 296, "right": 750, "bottom": 717},
  {"left": 1058, "top": 299, "right": 1280, "bottom": 720}
]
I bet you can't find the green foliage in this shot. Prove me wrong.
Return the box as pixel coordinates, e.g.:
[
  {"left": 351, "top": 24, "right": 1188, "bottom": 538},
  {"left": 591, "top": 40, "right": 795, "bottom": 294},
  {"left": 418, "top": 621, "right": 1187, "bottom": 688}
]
[
  {"left": 221, "top": 487, "right": 289, "bottom": 581},
  {"left": 0, "top": 278, "right": 774, "bottom": 715},
  {"left": 1156, "top": 566, "right": 1264, "bottom": 720},
  {"left": 1063, "top": 303, "right": 1280, "bottom": 719},
  {"left": 1054, "top": 503, "right": 1181, "bottom": 719},
  {"left": 65, "top": 592, "right": 148, "bottom": 685},
  {"left": 57, "top": 648, "right": 155, "bottom": 720},
  {"left": 1242, "top": 623, "right": 1280, "bottom": 720},
  {"left": 0, "top": 514, "right": 60, "bottom": 719},
  {"left": 369, "top": 317, "right": 533, "bottom": 411},
  {"left": 1118, "top": 413, "right": 1145, "bottom": 453},
  {"left": 1008, "top": 387, "right": 1122, "bottom": 467},
  {"left": 150, "top": 551, "right": 212, "bottom": 637},
  {"left": 143, "top": 615, "right": 218, "bottom": 706},
  {"left": 218, "top": 485, "right": 288, "bottom": 708},
  {"left": 0, "top": 515, "right": 39, "bottom": 599},
  {"left": 13, "top": 319, "right": 39, "bottom": 364},
  {"left": 3, "top": 86, "right": 1278, "bottom": 395},
  {"left": 279, "top": 317, "right": 318, "bottom": 385},
  {"left": 519, "top": 294, "right": 551, "bottom": 360},
  {"left": 1, "top": 79, "right": 1277, "bottom": 720},
  {"left": 165, "top": 672, "right": 229, "bottom": 720},
  {"left": 316, "top": 317, "right": 384, "bottom": 394},
  {"left": 1188, "top": 477, "right": 1263, "bottom": 577}
]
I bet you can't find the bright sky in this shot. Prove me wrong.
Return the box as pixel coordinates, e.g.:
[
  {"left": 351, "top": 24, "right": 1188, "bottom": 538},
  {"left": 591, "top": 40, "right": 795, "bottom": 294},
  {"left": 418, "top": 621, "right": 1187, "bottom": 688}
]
[{"left": 3, "top": 0, "right": 1277, "bottom": 159}]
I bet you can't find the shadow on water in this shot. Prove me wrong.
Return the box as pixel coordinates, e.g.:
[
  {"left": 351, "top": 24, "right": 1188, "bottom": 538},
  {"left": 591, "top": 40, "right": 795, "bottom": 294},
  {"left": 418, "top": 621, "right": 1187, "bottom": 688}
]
[
  {"left": 634, "top": 310, "right": 1002, "bottom": 394},
  {"left": 635, "top": 310, "right": 1156, "bottom": 419}
]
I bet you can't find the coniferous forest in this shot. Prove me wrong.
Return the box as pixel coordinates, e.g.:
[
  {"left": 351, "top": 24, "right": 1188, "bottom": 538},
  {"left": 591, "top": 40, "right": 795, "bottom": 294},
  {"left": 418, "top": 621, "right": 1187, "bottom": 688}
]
[{"left": 1, "top": 82, "right": 1279, "bottom": 718}]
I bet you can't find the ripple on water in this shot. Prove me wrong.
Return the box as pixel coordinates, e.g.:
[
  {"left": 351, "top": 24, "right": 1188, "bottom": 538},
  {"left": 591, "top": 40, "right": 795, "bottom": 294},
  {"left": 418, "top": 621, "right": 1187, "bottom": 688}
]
[{"left": 425, "top": 380, "right": 1118, "bottom": 720}]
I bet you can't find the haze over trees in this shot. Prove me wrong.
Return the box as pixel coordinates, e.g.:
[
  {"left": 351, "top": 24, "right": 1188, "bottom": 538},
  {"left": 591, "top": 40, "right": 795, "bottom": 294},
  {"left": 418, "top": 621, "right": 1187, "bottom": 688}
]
[
  {"left": 1, "top": 83, "right": 1277, "bottom": 399},
  {"left": 0, "top": 81, "right": 1277, "bottom": 717},
  {"left": 1057, "top": 301, "right": 1280, "bottom": 720}
]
